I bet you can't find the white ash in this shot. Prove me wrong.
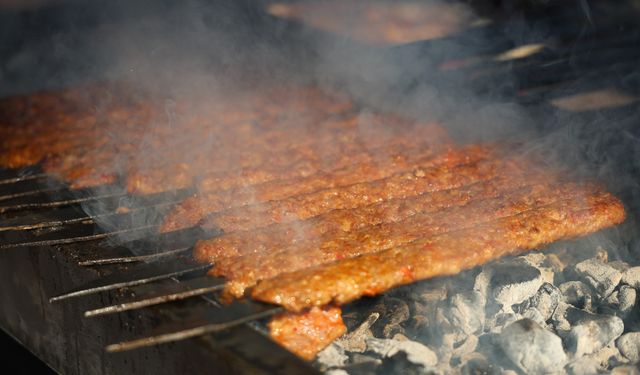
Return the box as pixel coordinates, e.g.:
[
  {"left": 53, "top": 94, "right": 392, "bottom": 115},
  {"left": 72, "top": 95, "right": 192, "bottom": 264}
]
[
  {"left": 474, "top": 260, "right": 543, "bottom": 313},
  {"left": 317, "top": 343, "right": 349, "bottom": 369},
  {"left": 447, "top": 291, "right": 485, "bottom": 336},
  {"left": 560, "top": 307, "right": 624, "bottom": 358},
  {"left": 318, "top": 249, "right": 640, "bottom": 374},
  {"left": 498, "top": 319, "right": 568, "bottom": 373},
  {"left": 365, "top": 337, "right": 437, "bottom": 369},
  {"left": 516, "top": 282, "right": 562, "bottom": 322},
  {"left": 617, "top": 285, "right": 637, "bottom": 318},
  {"left": 621, "top": 266, "right": 640, "bottom": 289},
  {"left": 337, "top": 312, "right": 379, "bottom": 353},
  {"left": 559, "top": 280, "right": 597, "bottom": 311},
  {"left": 571, "top": 257, "right": 622, "bottom": 298},
  {"left": 611, "top": 366, "right": 640, "bottom": 375},
  {"left": 617, "top": 332, "right": 640, "bottom": 363}
]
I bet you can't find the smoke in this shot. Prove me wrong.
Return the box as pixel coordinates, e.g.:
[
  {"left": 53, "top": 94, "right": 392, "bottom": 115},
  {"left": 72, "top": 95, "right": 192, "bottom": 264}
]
[{"left": 2, "top": 1, "right": 640, "bottom": 370}]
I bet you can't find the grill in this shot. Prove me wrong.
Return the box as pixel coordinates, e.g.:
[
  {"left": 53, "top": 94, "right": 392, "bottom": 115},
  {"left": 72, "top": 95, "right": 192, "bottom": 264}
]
[{"left": 1, "top": 1, "right": 640, "bottom": 373}]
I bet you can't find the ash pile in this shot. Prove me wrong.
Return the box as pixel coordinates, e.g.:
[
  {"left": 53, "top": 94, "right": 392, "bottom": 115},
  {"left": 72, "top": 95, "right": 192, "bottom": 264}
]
[{"left": 316, "top": 242, "right": 640, "bottom": 374}]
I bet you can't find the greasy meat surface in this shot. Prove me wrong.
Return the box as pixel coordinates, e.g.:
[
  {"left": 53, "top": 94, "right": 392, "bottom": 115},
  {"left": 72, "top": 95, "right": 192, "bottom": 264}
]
[
  {"left": 193, "top": 166, "right": 546, "bottom": 263},
  {"left": 213, "top": 181, "right": 594, "bottom": 298},
  {"left": 267, "top": 0, "right": 473, "bottom": 45},
  {"left": 268, "top": 306, "right": 346, "bottom": 360},
  {"left": 0, "top": 83, "right": 450, "bottom": 195},
  {"left": 192, "top": 153, "right": 513, "bottom": 233},
  {"left": 252, "top": 190, "right": 625, "bottom": 312},
  {"left": 159, "top": 142, "right": 472, "bottom": 233}
]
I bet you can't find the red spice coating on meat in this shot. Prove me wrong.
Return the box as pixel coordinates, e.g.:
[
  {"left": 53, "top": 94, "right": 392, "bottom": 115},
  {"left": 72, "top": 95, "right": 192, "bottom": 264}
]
[
  {"left": 252, "top": 191, "right": 625, "bottom": 312},
  {"left": 213, "top": 181, "right": 595, "bottom": 298},
  {"left": 268, "top": 306, "right": 346, "bottom": 360}
]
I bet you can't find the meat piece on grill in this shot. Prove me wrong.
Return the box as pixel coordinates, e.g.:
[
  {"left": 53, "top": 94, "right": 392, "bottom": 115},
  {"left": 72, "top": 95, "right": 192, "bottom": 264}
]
[
  {"left": 213, "top": 181, "right": 594, "bottom": 298},
  {"left": 252, "top": 190, "right": 625, "bottom": 312},
  {"left": 267, "top": 0, "right": 472, "bottom": 45},
  {"left": 159, "top": 143, "right": 474, "bottom": 233},
  {"left": 193, "top": 167, "right": 549, "bottom": 263},
  {"left": 193, "top": 153, "right": 516, "bottom": 233},
  {"left": 126, "top": 118, "right": 449, "bottom": 195},
  {"left": 268, "top": 305, "right": 346, "bottom": 360}
]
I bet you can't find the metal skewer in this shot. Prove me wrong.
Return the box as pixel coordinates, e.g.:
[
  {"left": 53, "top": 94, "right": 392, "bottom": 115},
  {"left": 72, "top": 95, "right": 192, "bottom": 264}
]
[
  {"left": 0, "top": 200, "right": 179, "bottom": 232},
  {"left": 0, "top": 186, "right": 64, "bottom": 202},
  {"left": 85, "top": 276, "right": 224, "bottom": 317},
  {"left": 0, "top": 223, "right": 158, "bottom": 250},
  {"left": 105, "top": 304, "right": 283, "bottom": 352},
  {"left": 0, "top": 191, "right": 127, "bottom": 213},
  {"left": 78, "top": 246, "right": 191, "bottom": 266},
  {"left": 0, "top": 173, "right": 50, "bottom": 186},
  {"left": 49, "top": 258, "right": 213, "bottom": 302}
]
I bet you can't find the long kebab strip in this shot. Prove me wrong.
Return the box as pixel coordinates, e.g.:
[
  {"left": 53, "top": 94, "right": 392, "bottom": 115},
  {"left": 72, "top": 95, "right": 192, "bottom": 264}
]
[
  {"left": 194, "top": 122, "right": 449, "bottom": 192},
  {"left": 159, "top": 142, "right": 470, "bottom": 233},
  {"left": 190, "top": 152, "right": 517, "bottom": 234},
  {"left": 193, "top": 164, "right": 550, "bottom": 263},
  {"left": 213, "top": 180, "right": 594, "bottom": 298},
  {"left": 126, "top": 120, "right": 449, "bottom": 195},
  {"left": 252, "top": 190, "right": 625, "bottom": 312}
]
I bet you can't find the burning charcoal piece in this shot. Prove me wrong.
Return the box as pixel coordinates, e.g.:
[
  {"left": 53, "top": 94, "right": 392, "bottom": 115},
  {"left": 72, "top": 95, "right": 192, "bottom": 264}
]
[
  {"left": 610, "top": 366, "right": 640, "bottom": 375},
  {"left": 379, "top": 298, "right": 410, "bottom": 338},
  {"left": 617, "top": 285, "right": 637, "bottom": 319},
  {"left": 616, "top": 332, "right": 640, "bottom": 363},
  {"left": 447, "top": 291, "right": 485, "bottom": 336},
  {"left": 459, "top": 353, "right": 494, "bottom": 375},
  {"left": 559, "top": 281, "right": 597, "bottom": 311},
  {"left": 609, "top": 261, "right": 631, "bottom": 273},
  {"left": 337, "top": 313, "right": 379, "bottom": 353},
  {"left": 476, "top": 260, "right": 543, "bottom": 313},
  {"left": 498, "top": 319, "right": 567, "bottom": 373},
  {"left": 316, "top": 343, "right": 348, "bottom": 369},
  {"left": 572, "top": 258, "right": 622, "bottom": 298},
  {"left": 517, "top": 282, "right": 562, "bottom": 322},
  {"left": 560, "top": 307, "right": 624, "bottom": 358},
  {"left": 373, "top": 352, "right": 425, "bottom": 375},
  {"left": 365, "top": 337, "right": 437, "bottom": 369},
  {"left": 621, "top": 267, "right": 640, "bottom": 289}
]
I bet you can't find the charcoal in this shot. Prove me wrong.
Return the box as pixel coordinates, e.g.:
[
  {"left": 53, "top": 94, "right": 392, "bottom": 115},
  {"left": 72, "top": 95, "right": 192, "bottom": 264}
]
[
  {"left": 459, "top": 353, "right": 495, "bottom": 375},
  {"left": 588, "top": 344, "right": 627, "bottom": 369},
  {"left": 448, "top": 291, "right": 485, "bottom": 336},
  {"left": 338, "top": 313, "right": 379, "bottom": 353},
  {"left": 451, "top": 334, "right": 478, "bottom": 360},
  {"left": 365, "top": 337, "right": 437, "bottom": 369},
  {"left": 559, "top": 281, "right": 597, "bottom": 311},
  {"left": 317, "top": 343, "right": 348, "bottom": 369},
  {"left": 609, "top": 261, "right": 631, "bottom": 273},
  {"left": 474, "top": 261, "right": 543, "bottom": 312},
  {"left": 544, "top": 253, "right": 567, "bottom": 274},
  {"left": 560, "top": 307, "right": 624, "bottom": 357},
  {"left": 498, "top": 319, "right": 567, "bottom": 373},
  {"left": 618, "top": 285, "right": 637, "bottom": 319},
  {"left": 616, "top": 332, "right": 640, "bottom": 363},
  {"left": 611, "top": 365, "right": 640, "bottom": 375},
  {"left": 621, "top": 266, "right": 640, "bottom": 289},
  {"left": 567, "top": 343, "right": 629, "bottom": 375},
  {"left": 489, "top": 312, "right": 519, "bottom": 333},
  {"left": 565, "top": 359, "right": 599, "bottom": 375},
  {"left": 380, "top": 298, "right": 410, "bottom": 338},
  {"left": 517, "top": 282, "right": 561, "bottom": 322},
  {"left": 374, "top": 352, "right": 427, "bottom": 375},
  {"left": 325, "top": 369, "right": 350, "bottom": 375},
  {"left": 521, "top": 253, "right": 555, "bottom": 284},
  {"left": 572, "top": 257, "right": 622, "bottom": 298},
  {"left": 521, "top": 308, "right": 546, "bottom": 326}
]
